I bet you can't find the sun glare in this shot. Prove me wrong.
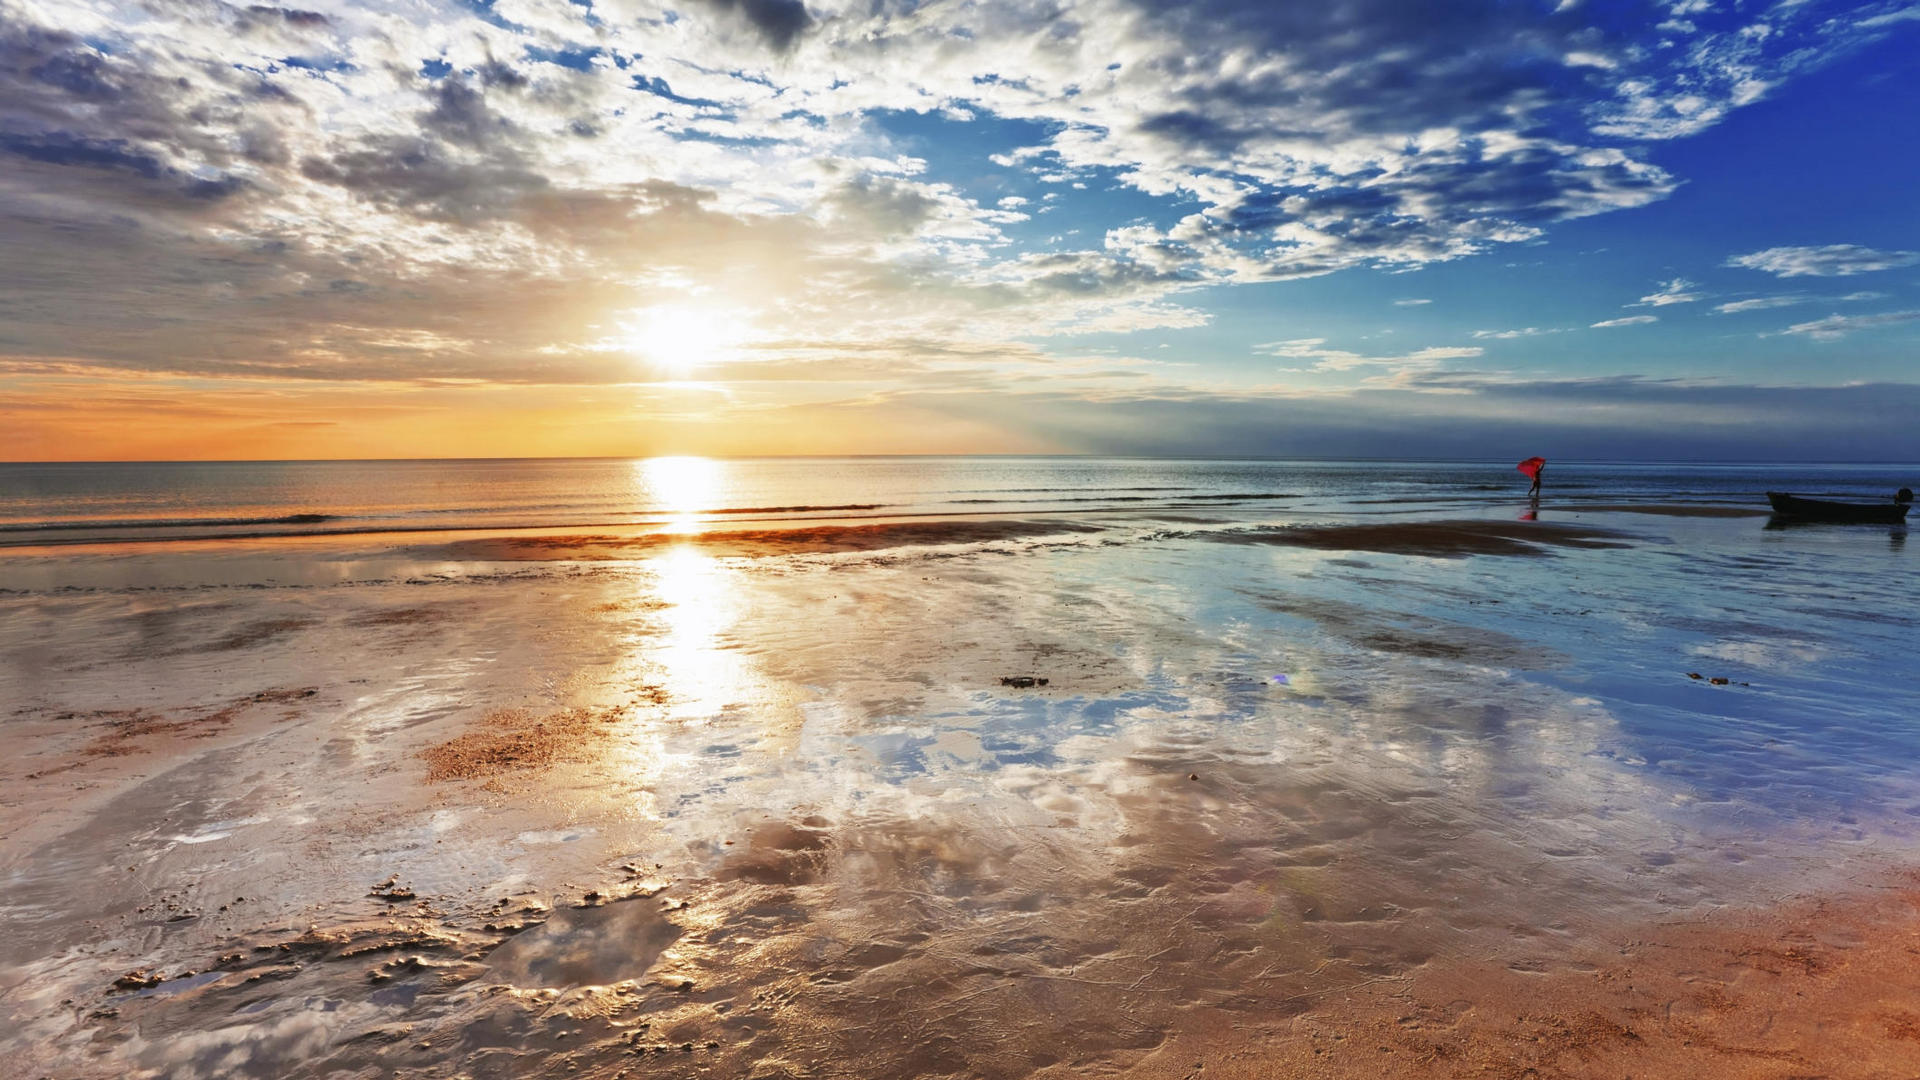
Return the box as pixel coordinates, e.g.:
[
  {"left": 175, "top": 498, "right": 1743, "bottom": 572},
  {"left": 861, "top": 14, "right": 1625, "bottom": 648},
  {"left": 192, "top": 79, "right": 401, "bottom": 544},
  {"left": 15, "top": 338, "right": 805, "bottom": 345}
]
[
  {"left": 624, "top": 305, "right": 745, "bottom": 378},
  {"left": 637, "top": 455, "right": 723, "bottom": 530}
]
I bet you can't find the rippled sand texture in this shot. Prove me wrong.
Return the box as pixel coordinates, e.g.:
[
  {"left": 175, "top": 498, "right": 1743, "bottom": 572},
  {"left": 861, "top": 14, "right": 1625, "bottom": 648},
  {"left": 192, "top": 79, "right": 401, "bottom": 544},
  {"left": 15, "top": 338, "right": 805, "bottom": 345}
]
[{"left": 2, "top": 509, "right": 1917, "bottom": 1078}]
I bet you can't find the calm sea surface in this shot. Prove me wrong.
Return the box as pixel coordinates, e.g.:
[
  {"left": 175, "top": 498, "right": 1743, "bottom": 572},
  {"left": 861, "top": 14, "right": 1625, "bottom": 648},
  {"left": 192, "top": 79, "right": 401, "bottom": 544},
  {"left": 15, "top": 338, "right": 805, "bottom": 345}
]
[{"left": 2, "top": 457, "right": 1914, "bottom": 546}]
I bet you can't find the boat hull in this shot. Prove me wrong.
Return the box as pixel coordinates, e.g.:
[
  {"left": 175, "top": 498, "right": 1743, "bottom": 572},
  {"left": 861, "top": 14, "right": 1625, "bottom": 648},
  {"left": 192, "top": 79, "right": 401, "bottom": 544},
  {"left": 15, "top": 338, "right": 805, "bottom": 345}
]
[{"left": 1766, "top": 491, "right": 1910, "bottom": 523}]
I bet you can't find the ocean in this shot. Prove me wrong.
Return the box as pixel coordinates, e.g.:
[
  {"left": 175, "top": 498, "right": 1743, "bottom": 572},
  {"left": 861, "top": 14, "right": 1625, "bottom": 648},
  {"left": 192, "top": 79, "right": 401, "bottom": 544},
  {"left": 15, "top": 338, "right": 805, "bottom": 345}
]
[{"left": 2, "top": 456, "right": 1915, "bottom": 546}]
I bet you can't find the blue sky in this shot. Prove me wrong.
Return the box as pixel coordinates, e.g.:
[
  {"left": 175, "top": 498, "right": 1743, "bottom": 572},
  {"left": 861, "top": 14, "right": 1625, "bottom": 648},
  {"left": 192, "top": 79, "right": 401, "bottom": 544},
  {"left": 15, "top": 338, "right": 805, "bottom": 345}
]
[{"left": 1, "top": 0, "right": 1917, "bottom": 459}]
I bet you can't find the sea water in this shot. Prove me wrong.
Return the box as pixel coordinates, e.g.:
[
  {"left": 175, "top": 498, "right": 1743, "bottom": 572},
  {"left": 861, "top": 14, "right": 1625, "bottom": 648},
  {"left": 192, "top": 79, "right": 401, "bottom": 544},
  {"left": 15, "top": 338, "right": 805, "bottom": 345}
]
[{"left": 3, "top": 456, "right": 1913, "bottom": 545}]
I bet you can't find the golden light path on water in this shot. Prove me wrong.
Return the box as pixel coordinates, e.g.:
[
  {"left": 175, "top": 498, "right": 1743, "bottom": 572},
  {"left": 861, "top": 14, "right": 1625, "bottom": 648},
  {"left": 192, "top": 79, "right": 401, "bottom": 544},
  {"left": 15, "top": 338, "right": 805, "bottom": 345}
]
[
  {"left": 618, "top": 456, "right": 764, "bottom": 741},
  {"left": 638, "top": 454, "right": 724, "bottom": 528}
]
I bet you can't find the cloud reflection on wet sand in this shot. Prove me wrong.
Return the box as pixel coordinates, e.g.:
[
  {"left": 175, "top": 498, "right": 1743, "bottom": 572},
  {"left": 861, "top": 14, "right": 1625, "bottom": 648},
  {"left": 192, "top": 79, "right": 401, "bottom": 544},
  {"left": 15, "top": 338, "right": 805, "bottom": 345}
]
[{"left": 1, "top": 506, "right": 1916, "bottom": 1077}]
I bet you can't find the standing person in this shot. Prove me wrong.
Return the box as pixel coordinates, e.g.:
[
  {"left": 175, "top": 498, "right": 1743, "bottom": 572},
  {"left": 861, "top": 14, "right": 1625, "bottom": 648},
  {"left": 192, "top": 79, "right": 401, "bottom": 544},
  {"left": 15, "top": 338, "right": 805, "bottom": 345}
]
[{"left": 1517, "top": 456, "right": 1546, "bottom": 500}]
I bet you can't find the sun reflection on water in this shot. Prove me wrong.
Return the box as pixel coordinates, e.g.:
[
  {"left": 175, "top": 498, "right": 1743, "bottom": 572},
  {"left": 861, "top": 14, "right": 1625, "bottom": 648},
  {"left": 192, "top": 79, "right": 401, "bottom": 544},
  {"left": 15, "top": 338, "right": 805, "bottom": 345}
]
[
  {"left": 649, "top": 543, "right": 749, "bottom": 720},
  {"left": 609, "top": 457, "right": 766, "bottom": 731},
  {"left": 595, "top": 530, "right": 766, "bottom": 817},
  {"left": 637, "top": 455, "right": 724, "bottom": 532}
]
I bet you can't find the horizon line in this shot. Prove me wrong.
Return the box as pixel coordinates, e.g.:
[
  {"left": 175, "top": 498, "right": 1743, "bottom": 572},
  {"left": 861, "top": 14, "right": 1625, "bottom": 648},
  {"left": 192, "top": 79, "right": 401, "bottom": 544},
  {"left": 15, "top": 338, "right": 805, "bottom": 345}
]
[{"left": 6, "top": 454, "right": 1920, "bottom": 468}]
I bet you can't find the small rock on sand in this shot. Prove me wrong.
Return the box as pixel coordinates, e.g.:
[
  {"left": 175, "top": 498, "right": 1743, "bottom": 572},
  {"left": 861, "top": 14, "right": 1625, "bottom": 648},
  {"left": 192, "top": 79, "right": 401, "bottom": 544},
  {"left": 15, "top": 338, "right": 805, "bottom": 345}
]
[{"left": 112, "top": 969, "right": 163, "bottom": 991}]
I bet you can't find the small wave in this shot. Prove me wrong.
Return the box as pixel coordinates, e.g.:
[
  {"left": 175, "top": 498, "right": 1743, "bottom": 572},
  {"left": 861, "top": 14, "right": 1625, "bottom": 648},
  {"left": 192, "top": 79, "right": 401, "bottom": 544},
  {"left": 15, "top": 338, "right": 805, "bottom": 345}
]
[
  {"left": 948, "top": 496, "right": 1162, "bottom": 504},
  {"left": 951, "top": 486, "right": 1189, "bottom": 494},
  {"left": 705, "top": 503, "right": 888, "bottom": 514},
  {"left": 334, "top": 501, "right": 888, "bottom": 519},
  {"left": 0, "top": 512, "right": 335, "bottom": 533},
  {"left": 946, "top": 492, "right": 1298, "bottom": 506}
]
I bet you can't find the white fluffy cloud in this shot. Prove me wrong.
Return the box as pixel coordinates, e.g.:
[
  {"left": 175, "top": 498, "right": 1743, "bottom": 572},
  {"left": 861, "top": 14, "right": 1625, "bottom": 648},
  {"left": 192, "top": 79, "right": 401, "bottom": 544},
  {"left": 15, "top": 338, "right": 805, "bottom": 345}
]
[
  {"left": 1774, "top": 309, "right": 1920, "bottom": 341},
  {"left": 1635, "top": 278, "right": 1702, "bottom": 306},
  {"left": 1472, "top": 327, "right": 1565, "bottom": 339},
  {"left": 1256, "top": 338, "right": 1483, "bottom": 388},
  {"left": 1592, "top": 315, "right": 1659, "bottom": 328},
  {"left": 1712, "top": 290, "right": 1882, "bottom": 314},
  {"left": 0, "top": 0, "right": 1910, "bottom": 392},
  {"left": 1726, "top": 244, "right": 1920, "bottom": 278}
]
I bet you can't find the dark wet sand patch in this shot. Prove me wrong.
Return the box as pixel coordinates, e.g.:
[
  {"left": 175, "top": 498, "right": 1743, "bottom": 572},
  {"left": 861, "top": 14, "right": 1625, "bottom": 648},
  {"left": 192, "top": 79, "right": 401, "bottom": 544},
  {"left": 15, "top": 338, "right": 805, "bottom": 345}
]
[
  {"left": 1257, "top": 594, "right": 1558, "bottom": 668},
  {"left": 201, "top": 616, "right": 316, "bottom": 652},
  {"left": 23, "top": 688, "right": 321, "bottom": 773},
  {"left": 1566, "top": 503, "right": 1769, "bottom": 518},
  {"left": 1211, "top": 520, "right": 1632, "bottom": 557},
  {"left": 590, "top": 597, "right": 670, "bottom": 614},
  {"left": 344, "top": 606, "right": 450, "bottom": 628},
  {"left": 419, "top": 519, "right": 1106, "bottom": 561},
  {"left": 421, "top": 705, "right": 639, "bottom": 783}
]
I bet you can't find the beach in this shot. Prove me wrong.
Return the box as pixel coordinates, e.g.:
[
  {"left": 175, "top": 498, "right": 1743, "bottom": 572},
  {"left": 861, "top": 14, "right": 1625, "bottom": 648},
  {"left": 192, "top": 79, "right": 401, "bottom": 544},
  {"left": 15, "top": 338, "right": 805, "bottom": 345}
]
[{"left": 2, "top": 458, "right": 1917, "bottom": 1078}]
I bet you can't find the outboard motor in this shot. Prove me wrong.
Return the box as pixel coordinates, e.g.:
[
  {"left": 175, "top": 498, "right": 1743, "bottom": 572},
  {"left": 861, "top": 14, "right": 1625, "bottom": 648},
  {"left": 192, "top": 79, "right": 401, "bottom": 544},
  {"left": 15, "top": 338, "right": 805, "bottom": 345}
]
[{"left": 1899, "top": 487, "right": 1914, "bottom": 505}]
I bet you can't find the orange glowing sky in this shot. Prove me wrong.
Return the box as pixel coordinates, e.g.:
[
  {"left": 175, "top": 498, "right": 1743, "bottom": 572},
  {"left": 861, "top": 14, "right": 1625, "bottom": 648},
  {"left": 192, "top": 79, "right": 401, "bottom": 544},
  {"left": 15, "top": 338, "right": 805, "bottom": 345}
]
[{"left": 4, "top": 0, "right": 1919, "bottom": 461}]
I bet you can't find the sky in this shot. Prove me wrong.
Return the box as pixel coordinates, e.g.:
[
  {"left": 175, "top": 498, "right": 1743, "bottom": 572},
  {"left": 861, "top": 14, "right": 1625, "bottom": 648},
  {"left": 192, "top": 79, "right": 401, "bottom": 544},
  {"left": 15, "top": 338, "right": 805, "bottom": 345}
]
[{"left": 1, "top": 0, "right": 1917, "bottom": 461}]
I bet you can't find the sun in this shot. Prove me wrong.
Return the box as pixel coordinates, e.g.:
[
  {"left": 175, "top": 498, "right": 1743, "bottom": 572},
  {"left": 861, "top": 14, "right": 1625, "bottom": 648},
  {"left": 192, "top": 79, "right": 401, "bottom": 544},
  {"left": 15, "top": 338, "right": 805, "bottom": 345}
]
[{"left": 624, "top": 304, "right": 743, "bottom": 378}]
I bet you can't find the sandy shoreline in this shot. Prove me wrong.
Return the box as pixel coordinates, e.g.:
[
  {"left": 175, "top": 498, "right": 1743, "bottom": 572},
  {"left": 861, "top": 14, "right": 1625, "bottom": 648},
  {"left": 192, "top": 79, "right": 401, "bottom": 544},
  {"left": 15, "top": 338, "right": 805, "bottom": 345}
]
[
  {"left": 3, "top": 503, "right": 1916, "bottom": 1077},
  {"left": 0, "top": 500, "right": 1750, "bottom": 558},
  {"left": 9, "top": 747, "right": 1918, "bottom": 1080},
  {"left": 1082, "top": 868, "right": 1920, "bottom": 1078}
]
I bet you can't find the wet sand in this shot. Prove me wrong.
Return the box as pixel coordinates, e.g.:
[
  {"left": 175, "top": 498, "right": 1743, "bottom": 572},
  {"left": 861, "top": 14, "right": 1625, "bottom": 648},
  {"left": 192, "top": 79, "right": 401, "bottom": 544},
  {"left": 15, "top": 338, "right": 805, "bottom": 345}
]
[
  {"left": 420, "top": 517, "right": 1107, "bottom": 561},
  {"left": 3, "top": 504, "right": 1917, "bottom": 1078},
  {"left": 1094, "top": 870, "right": 1920, "bottom": 1079},
  {"left": 1210, "top": 519, "right": 1634, "bottom": 557}
]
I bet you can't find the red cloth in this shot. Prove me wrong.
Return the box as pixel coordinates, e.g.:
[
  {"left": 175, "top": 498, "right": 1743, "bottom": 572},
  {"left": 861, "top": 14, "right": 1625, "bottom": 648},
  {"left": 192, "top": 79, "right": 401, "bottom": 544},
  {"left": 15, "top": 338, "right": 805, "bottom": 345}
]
[{"left": 1516, "top": 456, "right": 1546, "bottom": 479}]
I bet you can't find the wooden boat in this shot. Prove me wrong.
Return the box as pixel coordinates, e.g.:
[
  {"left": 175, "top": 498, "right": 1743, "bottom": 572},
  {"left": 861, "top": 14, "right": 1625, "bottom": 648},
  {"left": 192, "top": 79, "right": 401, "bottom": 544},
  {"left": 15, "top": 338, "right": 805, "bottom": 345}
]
[{"left": 1765, "top": 491, "right": 1910, "bottom": 523}]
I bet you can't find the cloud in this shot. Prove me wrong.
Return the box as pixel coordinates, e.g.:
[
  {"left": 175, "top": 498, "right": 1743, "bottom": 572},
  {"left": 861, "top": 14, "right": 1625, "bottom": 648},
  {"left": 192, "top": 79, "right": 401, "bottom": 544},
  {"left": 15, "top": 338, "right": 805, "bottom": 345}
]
[
  {"left": 1726, "top": 245, "right": 1920, "bottom": 278},
  {"left": 1393, "top": 298, "right": 1433, "bottom": 306},
  {"left": 1256, "top": 338, "right": 1482, "bottom": 384},
  {"left": 1471, "top": 327, "right": 1564, "bottom": 339},
  {"left": 1591, "top": 315, "right": 1659, "bottom": 327},
  {"left": 0, "top": 0, "right": 1907, "bottom": 422},
  {"left": 1714, "top": 294, "right": 1810, "bottom": 314},
  {"left": 1635, "top": 277, "right": 1702, "bottom": 306},
  {"left": 698, "top": 0, "right": 814, "bottom": 52},
  {"left": 1858, "top": 6, "right": 1920, "bottom": 28},
  {"left": 1712, "top": 290, "right": 1883, "bottom": 315},
  {"left": 1773, "top": 309, "right": 1920, "bottom": 342}
]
